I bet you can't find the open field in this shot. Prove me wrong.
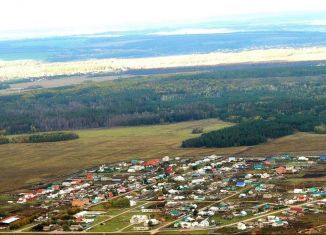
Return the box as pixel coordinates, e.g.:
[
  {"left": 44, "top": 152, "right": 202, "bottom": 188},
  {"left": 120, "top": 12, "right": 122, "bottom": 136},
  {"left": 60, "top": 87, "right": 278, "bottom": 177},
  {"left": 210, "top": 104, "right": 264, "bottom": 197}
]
[
  {"left": 0, "top": 74, "right": 122, "bottom": 94},
  {"left": 0, "top": 119, "right": 325, "bottom": 193},
  {"left": 0, "top": 119, "right": 236, "bottom": 192},
  {"left": 243, "top": 132, "right": 326, "bottom": 155},
  {"left": 2, "top": 47, "right": 326, "bottom": 81}
]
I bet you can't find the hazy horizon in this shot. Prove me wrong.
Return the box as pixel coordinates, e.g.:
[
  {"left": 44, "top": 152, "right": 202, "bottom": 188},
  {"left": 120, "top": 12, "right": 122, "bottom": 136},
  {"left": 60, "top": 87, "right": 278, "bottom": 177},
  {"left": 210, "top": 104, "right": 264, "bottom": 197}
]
[
  {"left": 1, "top": 0, "right": 326, "bottom": 40},
  {"left": 2, "top": 1, "right": 326, "bottom": 63}
]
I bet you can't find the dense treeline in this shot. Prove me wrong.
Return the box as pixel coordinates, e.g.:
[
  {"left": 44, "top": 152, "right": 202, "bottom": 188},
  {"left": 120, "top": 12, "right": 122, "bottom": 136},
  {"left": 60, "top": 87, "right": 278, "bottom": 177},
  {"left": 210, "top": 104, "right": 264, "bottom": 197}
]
[
  {"left": 183, "top": 112, "right": 326, "bottom": 148},
  {"left": 26, "top": 132, "right": 79, "bottom": 143},
  {"left": 0, "top": 65, "right": 325, "bottom": 147},
  {"left": 182, "top": 120, "right": 295, "bottom": 147},
  {"left": 0, "top": 132, "right": 79, "bottom": 145}
]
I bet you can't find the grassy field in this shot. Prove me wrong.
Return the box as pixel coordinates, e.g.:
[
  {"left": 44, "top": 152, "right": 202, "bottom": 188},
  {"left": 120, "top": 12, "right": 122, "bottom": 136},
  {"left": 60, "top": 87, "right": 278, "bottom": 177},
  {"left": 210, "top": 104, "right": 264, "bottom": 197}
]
[
  {"left": 0, "top": 119, "right": 325, "bottom": 193},
  {"left": 89, "top": 214, "right": 131, "bottom": 232},
  {"left": 243, "top": 132, "right": 326, "bottom": 155},
  {"left": 0, "top": 119, "right": 237, "bottom": 192}
]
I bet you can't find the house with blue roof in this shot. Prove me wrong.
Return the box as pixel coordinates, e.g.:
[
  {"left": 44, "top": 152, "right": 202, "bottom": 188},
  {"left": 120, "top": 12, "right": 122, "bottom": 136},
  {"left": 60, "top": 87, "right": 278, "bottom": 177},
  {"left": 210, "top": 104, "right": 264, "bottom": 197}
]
[{"left": 236, "top": 182, "right": 246, "bottom": 187}]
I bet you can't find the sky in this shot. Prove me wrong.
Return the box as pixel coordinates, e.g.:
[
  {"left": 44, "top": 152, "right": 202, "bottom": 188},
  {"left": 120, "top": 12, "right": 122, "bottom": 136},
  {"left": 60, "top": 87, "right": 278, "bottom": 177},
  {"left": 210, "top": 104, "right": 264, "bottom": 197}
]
[{"left": 1, "top": 0, "right": 326, "bottom": 39}]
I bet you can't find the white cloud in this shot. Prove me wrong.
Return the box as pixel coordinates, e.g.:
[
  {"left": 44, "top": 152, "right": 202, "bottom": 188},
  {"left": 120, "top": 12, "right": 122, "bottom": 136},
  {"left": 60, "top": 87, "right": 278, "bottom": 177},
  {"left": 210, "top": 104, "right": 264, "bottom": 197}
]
[{"left": 310, "top": 20, "right": 326, "bottom": 26}]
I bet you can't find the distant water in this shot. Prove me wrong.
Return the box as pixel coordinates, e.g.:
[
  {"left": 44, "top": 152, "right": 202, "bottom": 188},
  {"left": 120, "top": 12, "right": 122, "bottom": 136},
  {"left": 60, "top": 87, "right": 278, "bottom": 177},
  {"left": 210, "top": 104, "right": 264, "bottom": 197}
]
[{"left": 1, "top": 30, "right": 326, "bottom": 62}]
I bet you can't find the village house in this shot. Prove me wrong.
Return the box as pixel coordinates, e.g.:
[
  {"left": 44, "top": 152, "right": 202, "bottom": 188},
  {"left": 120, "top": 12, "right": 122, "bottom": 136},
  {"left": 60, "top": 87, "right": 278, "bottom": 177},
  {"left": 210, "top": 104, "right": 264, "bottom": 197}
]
[
  {"left": 71, "top": 198, "right": 90, "bottom": 207},
  {"left": 130, "top": 215, "right": 148, "bottom": 224},
  {"left": 0, "top": 216, "right": 20, "bottom": 229}
]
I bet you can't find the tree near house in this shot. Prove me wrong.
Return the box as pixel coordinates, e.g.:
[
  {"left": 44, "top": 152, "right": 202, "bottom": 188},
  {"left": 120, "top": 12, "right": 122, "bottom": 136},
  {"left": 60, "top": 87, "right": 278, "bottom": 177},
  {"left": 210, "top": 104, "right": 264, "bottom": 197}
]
[{"left": 110, "top": 197, "right": 130, "bottom": 208}]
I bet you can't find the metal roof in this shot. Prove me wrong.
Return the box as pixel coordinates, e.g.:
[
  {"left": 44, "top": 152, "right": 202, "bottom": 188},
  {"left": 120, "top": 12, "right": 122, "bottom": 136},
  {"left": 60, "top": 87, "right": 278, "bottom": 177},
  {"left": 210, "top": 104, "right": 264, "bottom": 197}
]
[{"left": 0, "top": 216, "right": 20, "bottom": 224}]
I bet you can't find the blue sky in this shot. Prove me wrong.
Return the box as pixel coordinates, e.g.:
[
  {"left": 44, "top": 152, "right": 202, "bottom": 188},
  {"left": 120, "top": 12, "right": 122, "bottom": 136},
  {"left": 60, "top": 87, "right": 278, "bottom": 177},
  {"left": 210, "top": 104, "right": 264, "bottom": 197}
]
[{"left": 1, "top": 0, "right": 326, "bottom": 39}]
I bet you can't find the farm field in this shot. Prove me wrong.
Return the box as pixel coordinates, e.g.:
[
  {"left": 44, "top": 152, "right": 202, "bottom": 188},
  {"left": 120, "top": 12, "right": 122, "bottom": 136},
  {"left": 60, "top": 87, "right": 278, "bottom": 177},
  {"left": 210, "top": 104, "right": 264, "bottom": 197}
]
[{"left": 0, "top": 119, "right": 325, "bottom": 193}]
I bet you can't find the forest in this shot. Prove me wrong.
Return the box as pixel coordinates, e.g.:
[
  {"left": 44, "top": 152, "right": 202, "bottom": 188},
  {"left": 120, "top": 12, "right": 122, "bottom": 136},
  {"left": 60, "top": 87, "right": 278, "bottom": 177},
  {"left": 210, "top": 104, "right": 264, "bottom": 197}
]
[{"left": 0, "top": 65, "right": 325, "bottom": 147}]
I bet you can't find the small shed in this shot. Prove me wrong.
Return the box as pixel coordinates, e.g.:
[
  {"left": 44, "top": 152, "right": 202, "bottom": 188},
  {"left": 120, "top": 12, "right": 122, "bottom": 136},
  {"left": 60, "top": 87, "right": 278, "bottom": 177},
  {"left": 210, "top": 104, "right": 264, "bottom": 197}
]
[{"left": 0, "top": 216, "right": 20, "bottom": 227}]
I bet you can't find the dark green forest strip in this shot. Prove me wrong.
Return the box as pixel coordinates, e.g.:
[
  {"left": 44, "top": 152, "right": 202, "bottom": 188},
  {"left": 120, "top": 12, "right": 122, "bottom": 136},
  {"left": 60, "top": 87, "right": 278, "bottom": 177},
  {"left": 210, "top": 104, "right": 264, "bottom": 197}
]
[
  {"left": 182, "top": 120, "right": 292, "bottom": 147},
  {"left": 2, "top": 132, "right": 80, "bottom": 144}
]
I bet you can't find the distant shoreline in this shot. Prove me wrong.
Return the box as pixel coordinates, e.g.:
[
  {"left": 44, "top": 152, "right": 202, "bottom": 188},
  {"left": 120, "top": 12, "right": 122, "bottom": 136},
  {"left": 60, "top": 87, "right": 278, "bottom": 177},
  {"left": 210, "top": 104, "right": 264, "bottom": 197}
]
[{"left": 1, "top": 47, "right": 326, "bottom": 82}]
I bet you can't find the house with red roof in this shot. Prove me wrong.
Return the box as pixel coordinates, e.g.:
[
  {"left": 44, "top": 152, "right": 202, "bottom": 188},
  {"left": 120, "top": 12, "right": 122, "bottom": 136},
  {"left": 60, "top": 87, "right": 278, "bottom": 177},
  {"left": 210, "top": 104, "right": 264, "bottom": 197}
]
[
  {"left": 71, "top": 199, "right": 90, "bottom": 207},
  {"left": 142, "top": 159, "right": 160, "bottom": 167},
  {"left": 296, "top": 195, "right": 307, "bottom": 202},
  {"left": 275, "top": 166, "right": 286, "bottom": 174},
  {"left": 290, "top": 206, "right": 304, "bottom": 213},
  {"left": 165, "top": 166, "right": 174, "bottom": 175},
  {"left": 71, "top": 179, "right": 83, "bottom": 185},
  {"left": 85, "top": 173, "right": 94, "bottom": 180},
  {"left": 36, "top": 189, "right": 46, "bottom": 195},
  {"left": 52, "top": 185, "right": 60, "bottom": 191},
  {"left": 117, "top": 186, "right": 127, "bottom": 194}
]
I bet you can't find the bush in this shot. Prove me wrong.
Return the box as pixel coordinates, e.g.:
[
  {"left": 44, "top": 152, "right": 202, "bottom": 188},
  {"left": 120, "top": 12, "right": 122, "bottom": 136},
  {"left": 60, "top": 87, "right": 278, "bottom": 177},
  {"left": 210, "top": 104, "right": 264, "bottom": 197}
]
[
  {"left": 110, "top": 197, "right": 130, "bottom": 208},
  {"left": 315, "top": 124, "right": 326, "bottom": 134},
  {"left": 192, "top": 127, "right": 204, "bottom": 134},
  {"left": 62, "top": 224, "right": 70, "bottom": 231},
  {"left": 67, "top": 207, "right": 80, "bottom": 215},
  {"left": 11, "top": 135, "right": 29, "bottom": 143}
]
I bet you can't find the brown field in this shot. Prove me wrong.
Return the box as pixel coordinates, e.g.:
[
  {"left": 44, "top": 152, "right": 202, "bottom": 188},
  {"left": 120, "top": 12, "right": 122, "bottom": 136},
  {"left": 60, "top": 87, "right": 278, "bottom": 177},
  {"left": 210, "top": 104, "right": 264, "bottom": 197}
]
[
  {"left": 0, "top": 120, "right": 325, "bottom": 193},
  {"left": 0, "top": 74, "right": 125, "bottom": 95},
  {"left": 0, "top": 119, "right": 236, "bottom": 192},
  {"left": 243, "top": 132, "right": 326, "bottom": 156}
]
